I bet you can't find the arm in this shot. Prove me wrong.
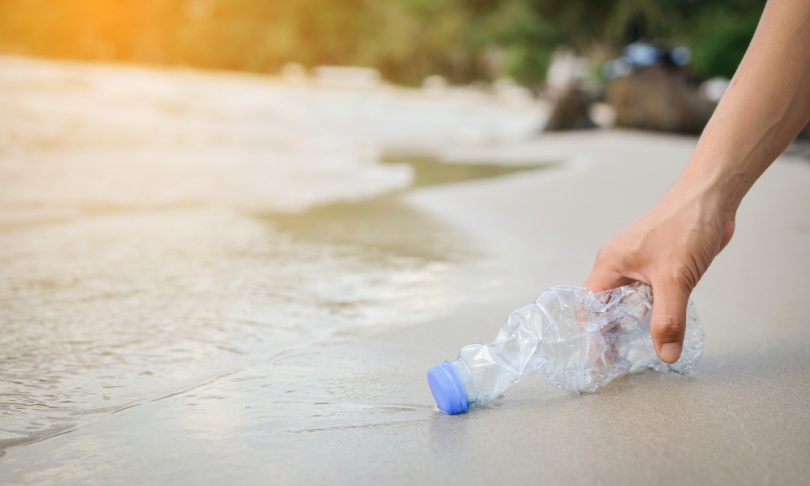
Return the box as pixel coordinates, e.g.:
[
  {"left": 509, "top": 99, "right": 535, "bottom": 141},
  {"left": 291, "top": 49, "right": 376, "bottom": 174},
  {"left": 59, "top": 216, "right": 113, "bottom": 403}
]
[{"left": 586, "top": 0, "right": 810, "bottom": 363}]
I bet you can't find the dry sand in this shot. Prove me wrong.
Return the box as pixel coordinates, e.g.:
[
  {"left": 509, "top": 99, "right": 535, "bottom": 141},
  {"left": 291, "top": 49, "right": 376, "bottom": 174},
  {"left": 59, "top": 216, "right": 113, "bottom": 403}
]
[{"left": 2, "top": 130, "right": 808, "bottom": 484}]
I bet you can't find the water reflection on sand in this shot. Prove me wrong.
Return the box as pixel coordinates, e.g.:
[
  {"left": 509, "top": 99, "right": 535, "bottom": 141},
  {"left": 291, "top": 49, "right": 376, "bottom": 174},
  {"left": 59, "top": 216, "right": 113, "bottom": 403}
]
[{"left": 0, "top": 55, "right": 548, "bottom": 453}]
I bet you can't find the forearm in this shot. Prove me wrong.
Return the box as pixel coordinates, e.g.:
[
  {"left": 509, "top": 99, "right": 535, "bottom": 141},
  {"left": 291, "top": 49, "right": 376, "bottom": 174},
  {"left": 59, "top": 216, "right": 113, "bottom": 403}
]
[
  {"left": 680, "top": 0, "right": 810, "bottom": 214},
  {"left": 586, "top": 1, "right": 810, "bottom": 363}
]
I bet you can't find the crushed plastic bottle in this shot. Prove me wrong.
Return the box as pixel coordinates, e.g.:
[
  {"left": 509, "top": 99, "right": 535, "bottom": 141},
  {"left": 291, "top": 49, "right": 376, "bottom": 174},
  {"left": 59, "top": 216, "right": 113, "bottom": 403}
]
[{"left": 427, "top": 282, "right": 704, "bottom": 414}]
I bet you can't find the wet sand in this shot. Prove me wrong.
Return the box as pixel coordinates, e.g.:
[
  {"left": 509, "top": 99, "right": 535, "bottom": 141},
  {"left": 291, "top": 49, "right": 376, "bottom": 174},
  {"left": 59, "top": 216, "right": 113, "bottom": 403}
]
[{"left": 3, "top": 129, "right": 809, "bottom": 484}]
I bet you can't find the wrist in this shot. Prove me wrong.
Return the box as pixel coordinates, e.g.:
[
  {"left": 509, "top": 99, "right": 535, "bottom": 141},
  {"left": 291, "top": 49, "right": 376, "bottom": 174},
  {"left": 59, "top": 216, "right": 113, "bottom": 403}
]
[
  {"left": 667, "top": 153, "right": 740, "bottom": 250},
  {"left": 677, "top": 149, "right": 750, "bottom": 217}
]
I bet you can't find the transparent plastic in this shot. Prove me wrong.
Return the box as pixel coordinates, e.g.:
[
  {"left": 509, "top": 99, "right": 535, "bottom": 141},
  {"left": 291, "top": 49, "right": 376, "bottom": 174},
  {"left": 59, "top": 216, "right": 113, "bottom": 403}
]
[{"left": 429, "top": 282, "right": 704, "bottom": 414}]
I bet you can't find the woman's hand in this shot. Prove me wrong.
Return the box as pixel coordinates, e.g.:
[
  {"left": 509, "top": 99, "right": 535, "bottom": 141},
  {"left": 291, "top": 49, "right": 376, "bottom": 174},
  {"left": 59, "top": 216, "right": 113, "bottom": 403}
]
[
  {"left": 586, "top": 0, "right": 810, "bottom": 363},
  {"left": 586, "top": 180, "right": 735, "bottom": 363}
]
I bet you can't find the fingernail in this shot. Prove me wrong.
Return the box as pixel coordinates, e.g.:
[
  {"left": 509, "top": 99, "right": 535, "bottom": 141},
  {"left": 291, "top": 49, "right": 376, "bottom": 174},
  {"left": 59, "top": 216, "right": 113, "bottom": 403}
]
[{"left": 660, "top": 343, "right": 682, "bottom": 363}]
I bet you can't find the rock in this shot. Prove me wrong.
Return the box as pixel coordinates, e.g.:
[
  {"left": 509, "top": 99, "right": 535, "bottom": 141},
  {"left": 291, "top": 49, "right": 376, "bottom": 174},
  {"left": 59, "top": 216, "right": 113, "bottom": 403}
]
[
  {"left": 607, "top": 66, "right": 715, "bottom": 134},
  {"left": 544, "top": 84, "right": 597, "bottom": 131}
]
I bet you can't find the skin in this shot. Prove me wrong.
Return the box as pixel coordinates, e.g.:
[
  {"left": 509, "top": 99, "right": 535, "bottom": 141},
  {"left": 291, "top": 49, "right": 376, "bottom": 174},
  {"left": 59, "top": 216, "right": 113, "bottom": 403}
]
[{"left": 586, "top": 0, "right": 810, "bottom": 363}]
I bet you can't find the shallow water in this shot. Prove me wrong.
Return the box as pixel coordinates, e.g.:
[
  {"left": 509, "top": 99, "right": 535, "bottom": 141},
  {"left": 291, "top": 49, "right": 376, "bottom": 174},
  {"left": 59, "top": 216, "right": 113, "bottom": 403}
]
[{"left": 0, "top": 56, "right": 548, "bottom": 453}]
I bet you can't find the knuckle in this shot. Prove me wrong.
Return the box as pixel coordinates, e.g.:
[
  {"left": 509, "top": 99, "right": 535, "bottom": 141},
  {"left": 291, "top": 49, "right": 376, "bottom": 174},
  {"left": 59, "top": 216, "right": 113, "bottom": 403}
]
[
  {"left": 658, "top": 266, "right": 694, "bottom": 291},
  {"left": 659, "top": 267, "right": 683, "bottom": 284},
  {"left": 654, "top": 315, "right": 685, "bottom": 341}
]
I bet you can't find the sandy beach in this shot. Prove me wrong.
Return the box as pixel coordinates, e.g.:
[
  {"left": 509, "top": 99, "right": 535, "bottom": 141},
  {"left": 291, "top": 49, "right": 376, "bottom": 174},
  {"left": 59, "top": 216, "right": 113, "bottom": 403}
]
[{"left": 1, "top": 57, "right": 809, "bottom": 484}]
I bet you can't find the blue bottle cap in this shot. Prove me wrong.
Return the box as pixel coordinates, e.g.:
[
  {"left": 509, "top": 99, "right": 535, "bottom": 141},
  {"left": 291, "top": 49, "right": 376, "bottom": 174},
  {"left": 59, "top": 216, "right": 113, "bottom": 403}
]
[{"left": 427, "top": 361, "right": 469, "bottom": 414}]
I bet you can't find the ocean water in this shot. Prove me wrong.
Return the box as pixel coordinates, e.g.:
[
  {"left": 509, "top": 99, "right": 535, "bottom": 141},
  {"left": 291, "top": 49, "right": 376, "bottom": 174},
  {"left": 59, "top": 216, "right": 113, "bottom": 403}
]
[{"left": 0, "top": 56, "right": 545, "bottom": 453}]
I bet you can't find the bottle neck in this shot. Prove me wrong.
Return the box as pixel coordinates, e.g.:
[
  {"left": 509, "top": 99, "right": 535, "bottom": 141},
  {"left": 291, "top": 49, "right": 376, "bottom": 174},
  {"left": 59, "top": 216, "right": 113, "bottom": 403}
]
[{"left": 450, "top": 359, "right": 478, "bottom": 405}]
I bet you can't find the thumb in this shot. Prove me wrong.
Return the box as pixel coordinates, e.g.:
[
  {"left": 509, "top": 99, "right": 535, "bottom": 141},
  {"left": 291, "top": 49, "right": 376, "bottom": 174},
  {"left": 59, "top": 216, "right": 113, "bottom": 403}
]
[{"left": 650, "top": 280, "right": 690, "bottom": 364}]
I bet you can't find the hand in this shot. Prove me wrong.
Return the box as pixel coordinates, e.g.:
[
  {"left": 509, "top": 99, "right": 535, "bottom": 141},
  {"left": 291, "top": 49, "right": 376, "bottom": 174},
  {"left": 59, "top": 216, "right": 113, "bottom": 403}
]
[
  {"left": 587, "top": 0, "right": 810, "bottom": 363},
  {"left": 585, "top": 180, "right": 736, "bottom": 363}
]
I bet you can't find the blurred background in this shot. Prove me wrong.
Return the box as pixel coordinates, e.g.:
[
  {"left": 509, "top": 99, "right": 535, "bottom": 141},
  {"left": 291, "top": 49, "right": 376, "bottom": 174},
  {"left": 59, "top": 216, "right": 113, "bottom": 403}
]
[
  {"left": 0, "top": 0, "right": 785, "bottom": 138},
  {"left": 0, "top": 0, "right": 762, "bottom": 84}
]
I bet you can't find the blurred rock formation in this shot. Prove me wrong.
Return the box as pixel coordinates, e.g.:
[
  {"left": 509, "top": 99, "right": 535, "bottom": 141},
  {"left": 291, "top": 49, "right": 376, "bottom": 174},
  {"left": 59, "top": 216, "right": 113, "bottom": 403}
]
[
  {"left": 544, "top": 84, "right": 597, "bottom": 131},
  {"left": 607, "top": 66, "right": 715, "bottom": 134},
  {"left": 544, "top": 49, "right": 597, "bottom": 131}
]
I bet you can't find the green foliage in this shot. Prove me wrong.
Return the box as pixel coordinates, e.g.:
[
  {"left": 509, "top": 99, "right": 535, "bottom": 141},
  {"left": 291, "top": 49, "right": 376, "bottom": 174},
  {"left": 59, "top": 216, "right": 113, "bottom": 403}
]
[
  {"left": 686, "top": 2, "right": 763, "bottom": 79},
  {"left": 0, "top": 0, "right": 767, "bottom": 85},
  {"left": 504, "top": 46, "right": 553, "bottom": 86},
  {"left": 482, "top": 1, "right": 554, "bottom": 85}
]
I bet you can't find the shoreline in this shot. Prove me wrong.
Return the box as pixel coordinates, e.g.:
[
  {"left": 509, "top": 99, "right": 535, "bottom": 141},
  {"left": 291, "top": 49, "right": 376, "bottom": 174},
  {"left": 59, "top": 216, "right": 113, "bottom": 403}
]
[{"left": 3, "top": 131, "right": 809, "bottom": 484}]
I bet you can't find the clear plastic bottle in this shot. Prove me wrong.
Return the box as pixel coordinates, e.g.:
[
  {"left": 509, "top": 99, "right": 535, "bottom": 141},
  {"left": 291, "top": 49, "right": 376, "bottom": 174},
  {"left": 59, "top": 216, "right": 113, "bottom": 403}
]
[{"left": 427, "top": 282, "right": 704, "bottom": 414}]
